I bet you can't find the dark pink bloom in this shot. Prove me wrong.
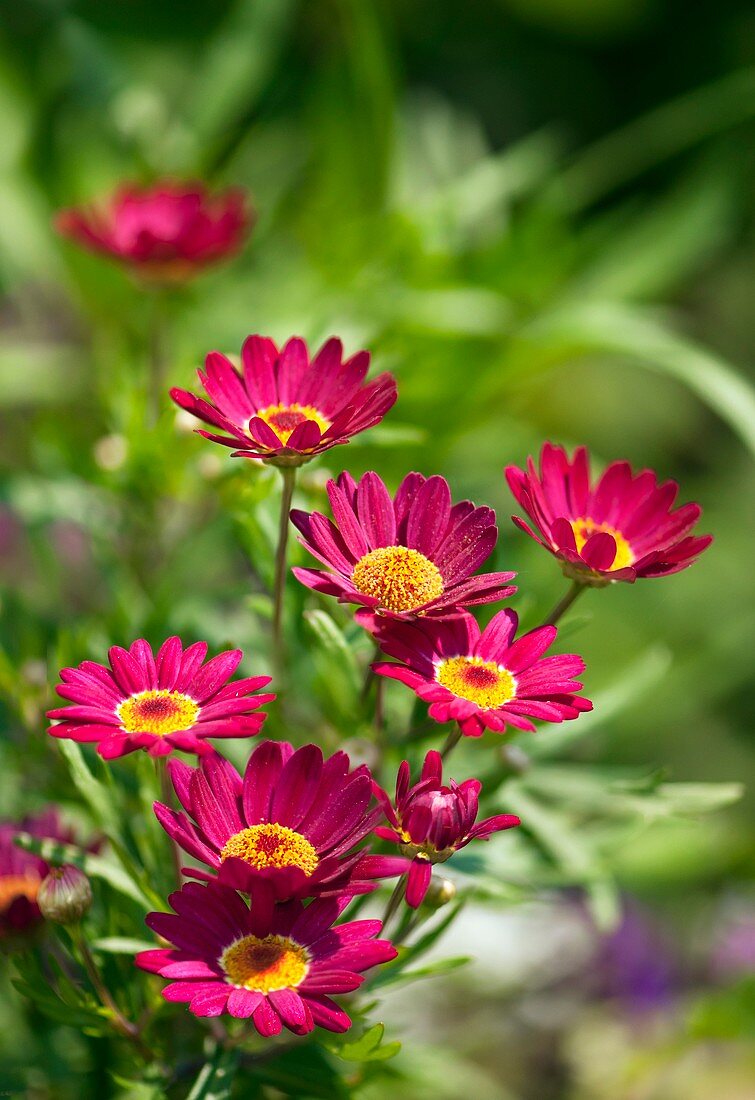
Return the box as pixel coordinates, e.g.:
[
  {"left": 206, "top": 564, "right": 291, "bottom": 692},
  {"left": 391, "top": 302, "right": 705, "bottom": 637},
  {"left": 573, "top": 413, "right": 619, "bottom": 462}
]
[
  {"left": 292, "top": 471, "right": 517, "bottom": 620},
  {"left": 154, "top": 742, "right": 406, "bottom": 900},
  {"left": 0, "top": 810, "right": 86, "bottom": 941},
  {"left": 364, "top": 607, "right": 591, "bottom": 737},
  {"left": 505, "top": 442, "right": 712, "bottom": 585},
  {"left": 373, "top": 751, "right": 520, "bottom": 907},
  {"left": 55, "top": 181, "right": 249, "bottom": 282},
  {"left": 47, "top": 637, "right": 273, "bottom": 760},
  {"left": 137, "top": 881, "right": 396, "bottom": 1034},
  {"left": 170, "top": 336, "right": 397, "bottom": 466}
]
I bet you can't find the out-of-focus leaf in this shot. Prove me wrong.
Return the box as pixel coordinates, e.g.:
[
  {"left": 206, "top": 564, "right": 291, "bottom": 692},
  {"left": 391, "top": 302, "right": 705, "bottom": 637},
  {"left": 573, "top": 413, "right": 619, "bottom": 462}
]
[
  {"left": 551, "top": 67, "right": 755, "bottom": 210},
  {"left": 250, "top": 1043, "right": 348, "bottom": 1098},
  {"left": 304, "top": 609, "right": 361, "bottom": 693},
  {"left": 92, "top": 937, "right": 157, "bottom": 954},
  {"left": 516, "top": 301, "right": 755, "bottom": 457},
  {"left": 186, "top": 1046, "right": 240, "bottom": 1100},
  {"left": 14, "top": 832, "right": 156, "bottom": 910}
]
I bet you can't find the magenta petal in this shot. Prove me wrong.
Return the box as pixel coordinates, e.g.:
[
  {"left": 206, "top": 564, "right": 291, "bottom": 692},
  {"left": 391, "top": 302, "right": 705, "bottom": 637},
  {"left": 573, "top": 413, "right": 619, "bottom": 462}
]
[{"left": 405, "top": 859, "right": 432, "bottom": 908}]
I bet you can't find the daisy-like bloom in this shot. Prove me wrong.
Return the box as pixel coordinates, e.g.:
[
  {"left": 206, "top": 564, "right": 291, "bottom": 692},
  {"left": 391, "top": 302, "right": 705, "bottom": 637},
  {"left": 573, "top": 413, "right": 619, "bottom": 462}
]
[
  {"left": 0, "top": 810, "right": 84, "bottom": 942},
  {"left": 291, "top": 471, "right": 517, "bottom": 619},
  {"left": 55, "top": 181, "right": 250, "bottom": 283},
  {"left": 170, "top": 336, "right": 397, "bottom": 467},
  {"left": 363, "top": 607, "right": 591, "bottom": 737},
  {"left": 373, "top": 751, "right": 520, "bottom": 908},
  {"left": 47, "top": 637, "right": 274, "bottom": 760},
  {"left": 154, "top": 742, "right": 406, "bottom": 899},
  {"left": 505, "top": 442, "right": 712, "bottom": 586},
  {"left": 137, "top": 881, "right": 396, "bottom": 1033}
]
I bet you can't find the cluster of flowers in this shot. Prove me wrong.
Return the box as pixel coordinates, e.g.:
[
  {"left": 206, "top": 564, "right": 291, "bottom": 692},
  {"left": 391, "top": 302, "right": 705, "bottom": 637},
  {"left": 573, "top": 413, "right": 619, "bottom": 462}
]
[{"left": 1, "top": 181, "right": 711, "bottom": 1045}]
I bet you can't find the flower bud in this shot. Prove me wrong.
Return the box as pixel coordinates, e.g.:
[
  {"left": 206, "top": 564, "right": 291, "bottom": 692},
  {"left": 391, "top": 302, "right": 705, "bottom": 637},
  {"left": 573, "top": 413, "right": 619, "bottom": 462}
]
[
  {"left": 37, "top": 865, "right": 92, "bottom": 924},
  {"left": 422, "top": 876, "right": 457, "bottom": 910}
]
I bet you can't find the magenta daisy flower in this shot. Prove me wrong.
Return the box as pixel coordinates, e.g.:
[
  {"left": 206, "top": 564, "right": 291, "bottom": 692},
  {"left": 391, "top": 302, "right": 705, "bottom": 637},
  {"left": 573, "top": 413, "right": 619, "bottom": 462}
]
[
  {"left": 55, "top": 181, "right": 250, "bottom": 283},
  {"left": 170, "top": 336, "right": 397, "bottom": 467},
  {"left": 505, "top": 442, "right": 712, "bottom": 585},
  {"left": 137, "top": 881, "right": 396, "bottom": 1034},
  {"left": 154, "top": 742, "right": 406, "bottom": 900},
  {"left": 363, "top": 607, "right": 591, "bottom": 737},
  {"left": 373, "top": 751, "right": 520, "bottom": 908},
  {"left": 47, "top": 637, "right": 274, "bottom": 760},
  {"left": 0, "top": 809, "right": 87, "bottom": 941},
  {"left": 291, "top": 471, "right": 517, "bottom": 620}
]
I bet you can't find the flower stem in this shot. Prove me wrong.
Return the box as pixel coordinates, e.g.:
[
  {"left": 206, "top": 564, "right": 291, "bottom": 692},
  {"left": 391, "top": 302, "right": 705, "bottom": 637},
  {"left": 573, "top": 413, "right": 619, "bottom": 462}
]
[
  {"left": 272, "top": 466, "right": 296, "bottom": 667},
  {"left": 70, "top": 925, "right": 157, "bottom": 1063},
  {"left": 382, "top": 875, "right": 407, "bottom": 928},
  {"left": 542, "top": 580, "right": 586, "bottom": 627},
  {"left": 147, "top": 291, "right": 169, "bottom": 427},
  {"left": 440, "top": 725, "right": 463, "bottom": 761},
  {"left": 155, "top": 757, "right": 183, "bottom": 889}
]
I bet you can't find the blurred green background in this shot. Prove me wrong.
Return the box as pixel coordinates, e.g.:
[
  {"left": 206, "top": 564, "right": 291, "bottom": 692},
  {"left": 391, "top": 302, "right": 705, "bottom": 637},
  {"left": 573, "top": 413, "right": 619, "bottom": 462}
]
[{"left": 0, "top": 0, "right": 754, "bottom": 1097}]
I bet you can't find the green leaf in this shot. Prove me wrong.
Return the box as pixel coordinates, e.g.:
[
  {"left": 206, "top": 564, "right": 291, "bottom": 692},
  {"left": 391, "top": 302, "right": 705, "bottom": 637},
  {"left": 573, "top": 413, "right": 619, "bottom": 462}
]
[
  {"left": 518, "top": 301, "right": 755, "bottom": 458},
  {"left": 92, "top": 937, "right": 157, "bottom": 955},
  {"left": 186, "top": 1046, "right": 240, "bottom": 1100},
  {"left": 325, "top": 1022, "right": 401, "bottom": 1063}
]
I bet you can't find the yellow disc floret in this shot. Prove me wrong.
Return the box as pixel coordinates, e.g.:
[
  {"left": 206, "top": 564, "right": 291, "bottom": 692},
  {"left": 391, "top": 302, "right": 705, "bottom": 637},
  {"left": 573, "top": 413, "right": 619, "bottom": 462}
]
[
  {"left": 352, "top": 546, "right": 444, "bottom": 613},
  {"left": 257, "top": 403, "right": 331, "bottom": 445},
  {"left": 221, "top": 934, "right": 309, "bottom": 992},
  {"left": 436, "top": 656, "right": 516, "bottom": 710},
  {"left": 117, "top": 690, "right": 199, "bottom": 735},
  {"left": 0, "top": 873, "right": 41, "bottom": 915},
  {"left": 571, "top": 518, "right": 634, "bottom": 571},
  {"left": 220, "top": 824, "right": 319, "bottom": 876}
]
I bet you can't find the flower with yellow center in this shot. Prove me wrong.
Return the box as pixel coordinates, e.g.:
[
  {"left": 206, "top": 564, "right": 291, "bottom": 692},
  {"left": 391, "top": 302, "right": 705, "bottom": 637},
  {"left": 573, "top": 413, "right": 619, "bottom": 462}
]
[
  {"left": 256, "top": 403, "right": 331, "bottom": 445},
  {"left": 220, "top": 933, "right": 309, "bottom": 993},
  {"left": 220, "top": 824, "right": 319, "bottom": 877},
  {"left": 436, "top": 656, "right": 516, "bottom": 710},
  {"left": 0, "top": 873, "right": 41, "bottom": 915},
  {"left": 571, "top": 518, "right": 634, "bottom": 571},
  {"left": 117, "top": 690, "right": 200, "bottom": 736},
  {"left": 351, "top": 546, "right": 444, "bottom": 613}
]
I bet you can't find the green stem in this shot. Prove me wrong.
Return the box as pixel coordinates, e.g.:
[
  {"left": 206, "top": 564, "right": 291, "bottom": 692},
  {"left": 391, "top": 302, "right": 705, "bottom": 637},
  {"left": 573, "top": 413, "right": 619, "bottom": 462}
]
[
  {"left": 542, "top": 580, "right": 586, "bottom": 627},
  {"left": 71, "top": 926, "right": 156, "bottom": 1063},
  {"left": 147, "top": 292, "right": 169, "bottom": 427},
  {"left": 156, "top": 757, "right": 183, "bottom": 890},
  {"left": 440, "top": 725, "right": 463, "bottom": 762},
  {"left": 272, "top": 466, "right": 297, "bottom": 667},
  {"left": 382, "top": 875, "right": 407, "bottom": 928}
]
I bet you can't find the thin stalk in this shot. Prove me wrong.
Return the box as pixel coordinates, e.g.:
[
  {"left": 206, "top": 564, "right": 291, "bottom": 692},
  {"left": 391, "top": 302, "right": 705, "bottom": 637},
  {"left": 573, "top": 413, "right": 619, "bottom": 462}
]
[
  {"left": 70, "top": 926, "right": 156, "bottom": 1063},
  {"left": 147, "top": 292, "right": 169, "bottom": 427},
  {"left": 440, "top": 725, "right": 463, "bottom": 761},
  {"left": 272, "top": 466, "right": 297, "bottom": 666},
  {"left": 382, "top": 875, "right": 407, "bottom": 928},
  {"left": 542, "top": 580, "right": 586, "bottom": 627},
  {"left": 156, "top": 757, "right": 183, "bottom": 889}
]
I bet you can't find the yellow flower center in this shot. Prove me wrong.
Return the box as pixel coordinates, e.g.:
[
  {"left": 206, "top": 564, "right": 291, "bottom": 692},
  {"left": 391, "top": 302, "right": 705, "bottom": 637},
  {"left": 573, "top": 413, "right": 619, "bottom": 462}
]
[
  {"left": 436, "top": 656, "right": 516, "bottom": 710},
  {"left": 571, "top": 518, "right": 634, "bottom": 571},
  {"left": 220, "top": 824, "right": 319, "bottom": 876},
  {"left": 0, "top": 873, "right": 41, "bottom": 915},
  {"left": 220, "top": 934, "right": 309, "bottom": 993},
  {"left": 257, "top": 403, "right": 331, "bottom": 445},
  {"left": 117, "top": 690, "right": 199, "bottom": 735},
  {"left": 352, "top": 546, "right": 444, "bottom": 613}
]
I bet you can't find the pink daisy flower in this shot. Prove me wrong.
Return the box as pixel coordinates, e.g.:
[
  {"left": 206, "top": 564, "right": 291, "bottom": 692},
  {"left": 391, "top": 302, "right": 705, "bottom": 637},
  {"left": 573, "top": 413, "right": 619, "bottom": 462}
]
[
  {"left": 55, "top": 181, "right": 250, "bottom": 283},
  {"left": 170, "top": 336, "right": 397, "bottom": 467},
  {"left": 505, "top": 442, "right": 712, "bottom": 585},
  {"left": 363, "top": 607, "right": 591, "bottom": 737},
  {"left": 47, "top": 637, "right": 274, "bottom": 760},
  {"left": 154, "top": 742, "right": 407, "bottom": 900},
  {"left": 373, "top": 751, "right": 520, "bottom": 907},
  {"left": 291, "top": 471, "right": 517, "bottom": 619},
  {"left": 137, "top": 881, "right": 396, "bottom": 1034}
]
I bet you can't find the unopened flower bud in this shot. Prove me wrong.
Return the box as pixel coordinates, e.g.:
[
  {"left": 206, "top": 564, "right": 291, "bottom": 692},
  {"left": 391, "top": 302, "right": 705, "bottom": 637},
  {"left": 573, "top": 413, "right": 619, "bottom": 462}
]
[
  {"left": 422, "top": 876, "right": 457, "bottom": 909},
  {"left": 37, "top": 865, "right": 92, "bottom": 924}
]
